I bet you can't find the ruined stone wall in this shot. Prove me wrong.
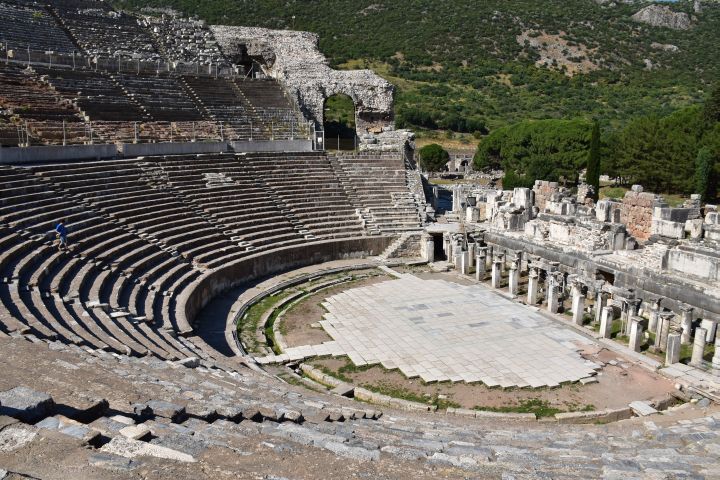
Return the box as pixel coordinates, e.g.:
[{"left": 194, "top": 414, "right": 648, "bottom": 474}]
[
  {"left": 620, "top": 189, "right": 662, "bottom": 241},
  {"left": 523, "top": 217, "right": 622, "bottom": 252},
  {"left": 532, "top": 180, "right": 561, "bottom": 213},
  {"left": 210, "top": 26, "right": 402, "bottom": 149}
]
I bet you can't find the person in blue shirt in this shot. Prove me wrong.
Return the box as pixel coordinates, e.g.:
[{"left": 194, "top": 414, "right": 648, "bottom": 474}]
[{"left": 55, "top": 220, "right": 68, "bottom": 252}]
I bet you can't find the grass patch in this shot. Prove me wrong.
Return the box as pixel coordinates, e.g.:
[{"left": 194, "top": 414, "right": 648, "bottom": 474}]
[
  {"left": 474, "top": 399, "right": 595, "bottom": 418},
  {"left": 662, "top": 194, "right": 687, "bottom": 208},
  {"left": 600, "top": 186, "right": 628, "bottom": 201},
  {"left": 474, "top": 398, "right": 563, "bottom": 418},
  {"left": 677, "top": 341, "right": 714, "bottom": 364},
  {"left": 238, "top": 290, "right": 294, "bottom": 353},
  {"left": 312, "top": 356, "right": 461, "bottom": 409},
  {"left": 362, "top": 381, "right": 430, "bottom": 405}
]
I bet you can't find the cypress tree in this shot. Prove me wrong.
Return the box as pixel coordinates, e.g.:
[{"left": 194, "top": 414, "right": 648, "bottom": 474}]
[
  {"left": 694, "top": 147, "right": 714, "bottom": 200},
  {"left": 586, "top": 120, "right": 601, "bottom": 201}
]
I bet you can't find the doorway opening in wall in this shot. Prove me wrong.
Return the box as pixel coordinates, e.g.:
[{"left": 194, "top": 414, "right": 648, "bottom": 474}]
[
  {"left": 323, "top": 94, "right": 356, "bottom": 151},
  {"left": 597, "top": 269, "right": 616, "bottom": 285},
  {"left": 432, "top": 233, "right": 447, "bottom": 261}
]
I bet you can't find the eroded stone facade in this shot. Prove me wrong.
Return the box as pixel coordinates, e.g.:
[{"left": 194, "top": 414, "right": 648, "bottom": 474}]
[{"left": 211, "top": 26, "right": 410, "bottom": 150}]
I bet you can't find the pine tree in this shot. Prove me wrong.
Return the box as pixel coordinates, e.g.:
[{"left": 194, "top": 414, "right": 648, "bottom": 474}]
[{"left": 586, "top": 120, "right": 601, "bottom": 200}]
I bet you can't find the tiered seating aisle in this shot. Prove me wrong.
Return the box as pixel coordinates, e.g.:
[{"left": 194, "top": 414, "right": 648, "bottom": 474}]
[
  {"left": 240, "top": 153, "right": 369, "bottom": 239},
  {"left": 330, "top": 153, "right": 423, "bottom": 233}
]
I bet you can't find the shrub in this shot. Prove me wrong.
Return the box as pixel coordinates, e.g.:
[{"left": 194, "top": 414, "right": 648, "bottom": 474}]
[{"left": 418, "top": 144, "right": 450, "bottom": 172}]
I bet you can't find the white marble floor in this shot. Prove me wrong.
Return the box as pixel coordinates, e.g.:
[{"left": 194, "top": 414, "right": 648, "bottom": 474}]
[{"left": 260, "top": 273, "right": 600, "bottom": 387}]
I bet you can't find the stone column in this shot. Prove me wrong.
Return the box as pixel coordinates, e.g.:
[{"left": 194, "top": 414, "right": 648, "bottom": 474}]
[
  {"left": 571, "top": 283, "right": 585, "bottom": 326},
  {"left": 600, "top": 306, "right": 614, "bottom": 338},
  {"left": 453, "top": 251, "right": 463, "bottom": 269},
  {"left": 700, "top": 319, "right": 717, "bottom": 344},
  {"left": 491, "top": 259, "right": 502, "bottom": 289},
  {"left": 527, "top": 268, "right": 539, "bottom": 305},
  {"left": 666, "top": 333, "right": 681, "bottom": 365},
  {"left": 466, "top": 206, "right": 480, "bottom": 223},
  {"left": 658, "top": 313, "right": 673, "bottom": 353},
  {"left": 508, "top": 261, "right": 519, "bottom": 297},
  {"left": 547, "top": 280, "right": 559, "bottom": 314},
  {"left": 461, "top": 251, "right": 471, "bottom": 275},
  {"left": 485, "top": 245, "right": 493, "bottom": 270},
  {"left": 690, "top": 327, "right": 707, "bottom": 367},
  {"left": 629, "top": 317, "right": 644, "bottom": 352},
  {"left": 420, "top": 233, "right": 434, "bottom": 263},
  {"left": 476, "top": 248, "right": 487, "bottom": 281},
  {"left": 680, "top": 305, "right": 694, "bottom": 344},
  {"left": 594, "top": 291, "right": 607, "bottom": 324},
  {"left": 712, "top": 335, "right": 720, "bottom": 371},
  {"left": 625, "top": 299, "right": 640, "bottom": 335},
  {"left": 467, "top": 243, "right": 476, "bottom": 268},
  {"left": 648, "top": 303, "right": 660, "bottom": 333}
]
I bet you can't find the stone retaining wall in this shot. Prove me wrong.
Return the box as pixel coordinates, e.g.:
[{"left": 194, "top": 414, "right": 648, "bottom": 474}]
[{"left": 177, "top": 237, "right": 393, "bottom": 340}]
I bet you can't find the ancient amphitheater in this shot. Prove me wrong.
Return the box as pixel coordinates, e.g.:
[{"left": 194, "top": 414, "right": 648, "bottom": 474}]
[{"left": 0, "top": 2, "right": 719, "bottom": 479}]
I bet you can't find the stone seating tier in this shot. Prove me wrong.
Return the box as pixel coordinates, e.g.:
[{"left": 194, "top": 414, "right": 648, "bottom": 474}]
[
  {"left": 0, "top": 2, "right": 78, "bottom": 53},
  {"left": 0, "top": 152, "right": 416, "bottom": 361},
  {"left": 0, "top": 64, "right": 305, "bottom": 144},
  {"left": 49, "top": 2, "right": 160, "bottom": 59}
]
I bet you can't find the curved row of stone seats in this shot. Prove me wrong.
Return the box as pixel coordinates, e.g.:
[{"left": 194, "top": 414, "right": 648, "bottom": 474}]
[
  {"left": 331, "top": 153, "right": 423, "bottom": 233},
  {"left": 234, "top": 79, "right": 294, "bottom": 109},
  {"left": 232, "top": 79, "right": 308, "bottom": 140},
  {"left": 144, "top": 15, "right": 227, "bottom": 66},
  {"left": 24, "top": 120, "right": 95, "bottom": 145},
  {"left": 0, "top": 115, "right": 19, "bottom": 146},
  {"left": 0, "top": 64, "right": 103, "bottom": 145},
  {"left": 112, "top": 73, "right": 204, "bottom": 121},
  {"left": 240, "top": 153, "right": 369, "bottom": 239},
  {"left": 154, "top": 154, "right": 309, "bottom": 253},
  {"left": 0, "top": 1, "right": 78, "bottom": 53},
  {"left": 181, "top": 76, "right": 254, "bottom": 140},
  {"left": 35, "top": 67, "right": 148, "bottom": 122},
  {"left": 1, "top": 332, "right": 719, "bottom": 478},
  {"left": 88, "top": 120, "right": 220, "bottom": 144},
  {"left": 30, "top": 159, "right": 247, "bottom": 270},
  {"left": 0, "top": 151, "right": 396, "bottom": 363},
  {"left": 0, "top": 65, "right": 83, "bottom": 122},
  {"left": 49, "top": 0, "right": 160, "bottom": 59},
  {"left": 0, "top": 166, "right": 204, "bottom": 359}
]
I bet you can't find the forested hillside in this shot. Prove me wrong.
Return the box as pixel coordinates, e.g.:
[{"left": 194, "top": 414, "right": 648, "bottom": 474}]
[{"left": 116, "top": 0, "right": 720, "bottom": 133}]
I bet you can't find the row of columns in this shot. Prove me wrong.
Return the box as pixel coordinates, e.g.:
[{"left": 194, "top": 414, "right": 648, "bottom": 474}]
[{"left": 463, "top": 242, "right": 720, "bottom": 370}]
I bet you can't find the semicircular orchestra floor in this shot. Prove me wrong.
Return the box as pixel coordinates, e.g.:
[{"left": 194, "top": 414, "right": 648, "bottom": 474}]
[{"left": 262, "top": 272, "right": 600, "bottom": 388}]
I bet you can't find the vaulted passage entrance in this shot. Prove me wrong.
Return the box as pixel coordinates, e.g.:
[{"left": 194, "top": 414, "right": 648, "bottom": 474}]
[{"left": 323, "top": 94, "right": 356, "bottom": 151}]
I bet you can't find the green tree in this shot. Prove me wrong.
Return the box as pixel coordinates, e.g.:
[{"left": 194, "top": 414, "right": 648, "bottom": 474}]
[
  {"left": 418, "top": 143, "right": 450, "bottom": 172},
  {"left": 694, "top": 147, "right": 715, "bottom": 200},
  {"left": 473, "top": 119, "right": 592, "bottom": 184},
  {"left": 704, "top": 83, "right": 720, "bottom": 125},
  {"left": 610, "top": 106, "right": 705, "bottom": 193},
  {"left": 586, "top": 120, "right": 601, "bottom": 200}
]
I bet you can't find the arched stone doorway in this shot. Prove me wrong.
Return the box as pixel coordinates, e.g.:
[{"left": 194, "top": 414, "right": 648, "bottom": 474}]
[{"left": 323, "top": 94, "right": 356, "bottom": 151}]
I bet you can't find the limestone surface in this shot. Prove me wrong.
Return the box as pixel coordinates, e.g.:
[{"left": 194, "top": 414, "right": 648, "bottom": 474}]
[
  {"left": 210, "top": 25, "right": 398, "bottom": 140},
  {"left": 282, "top": 273, "right": 598, "bottom": 387},
  {"left": 631, "top": 5, "right": 692, "bottom": 30}
]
